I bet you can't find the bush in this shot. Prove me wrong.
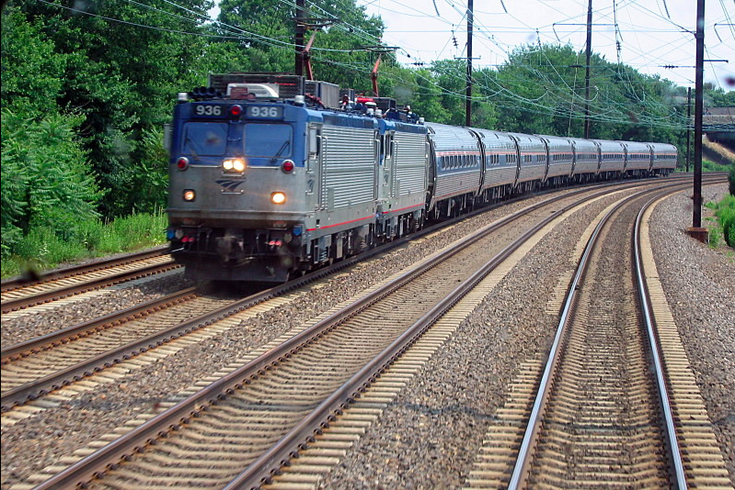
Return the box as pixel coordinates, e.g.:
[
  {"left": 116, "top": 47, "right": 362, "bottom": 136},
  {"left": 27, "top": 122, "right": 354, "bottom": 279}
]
[
  {"left": 707, "top": 194, "right": 735, "bottom": 248},
  {"left": 703, "top": 159, "right": 732, "bottom": 173},
  {"left": 12, "top": 226, "right": 88, "bottom": 269},
  {"left": 1, "top": 108, "right": 103, "bottom": 258}
]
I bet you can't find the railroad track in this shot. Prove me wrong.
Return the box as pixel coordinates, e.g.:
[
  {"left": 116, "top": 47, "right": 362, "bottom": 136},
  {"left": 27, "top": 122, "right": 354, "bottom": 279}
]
[
  {"left": 0, "top": 247, "right": 178, "bottom": 314},
  {"left": 1, "top": 179, "right": 672, "bottom": 418},
  {"left": 0, "top": 175, "right": 701, "bottom": 318},
  {"left": 20, "top": 178, "right": 709, "bottom": 490},
  {"left": 465, "top": 183, "right": 731, "bottom": 488}
]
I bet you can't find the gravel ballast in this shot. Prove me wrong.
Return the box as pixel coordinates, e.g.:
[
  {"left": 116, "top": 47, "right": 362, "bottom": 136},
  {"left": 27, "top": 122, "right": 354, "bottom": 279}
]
[
  {"left": 1, "top": 272, "right": 195, "bottom": 346},
  {"left": 318, "top": 182, "right": 734, "bottom": 489}
]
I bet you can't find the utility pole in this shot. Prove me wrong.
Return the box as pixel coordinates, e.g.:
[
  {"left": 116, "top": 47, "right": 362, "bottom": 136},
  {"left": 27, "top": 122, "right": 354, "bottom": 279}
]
[
  {"left": 295, "top": 0, "right": 305, "bottom": 76},
  {"left": 689, "top": 0, "right": 707, "bottom": 242},
  {"left": 584, "top": 0, "right": 593, "bottom": 138},
  {"left": 465, "top": 0, "right": 474, "bottom": 127},
  {"left": 686, "top": 87, "right": 692, "bottom": 172}
]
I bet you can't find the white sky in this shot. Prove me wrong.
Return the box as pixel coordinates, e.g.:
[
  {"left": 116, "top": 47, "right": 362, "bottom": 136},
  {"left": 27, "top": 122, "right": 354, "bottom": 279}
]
[{"left": 359, "top": 0, "right": 735, "bottom": 91}]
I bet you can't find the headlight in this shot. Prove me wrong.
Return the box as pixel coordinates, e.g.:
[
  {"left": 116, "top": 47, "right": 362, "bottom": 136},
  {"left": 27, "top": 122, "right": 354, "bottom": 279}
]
[
  {"left": 183, "top": 189, "right": 196, "bottom": 202},
  {"left": 223, "top": 158, "right": 246, "bottom": 173},
  {"left": 271, "top": 191, "right": 287, "bottom": 205}
]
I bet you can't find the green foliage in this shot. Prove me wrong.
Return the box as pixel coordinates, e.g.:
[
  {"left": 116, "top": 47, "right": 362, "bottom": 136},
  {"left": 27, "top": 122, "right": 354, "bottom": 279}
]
[
  {"left": 703, "top": 160, "right": 733, "bottom": 173},
  {"left": 96, "top": 212, "right": 169, "bottom": 254},
  {"left": 1, "top": 212, "right": 168, "bottom": 279},
  {"left": 0, "top": 8, "right": 66, "bottom": 113},
  {"left": 125, "top": 127, "right": 169, "bottom": 214},
  {"left": 474, "top": 44, "right": 686, "bottom": 144},
  {"left": 715, "top": 195, "right": 735, "bottom": 248},
  {"left": 729, "top": 164, "right": 735, "bottom": 196},
  {"left": 215, "top": 0, "right": 385, "bottom": 94},
  {"left": 706, "top": 194, "right": 735, "bottom": 248},
  {"left": 1, "top": 108, "right": 102, "bottom": 256},
  {"left": 2, "top": 0, "right": 216, "bottom": 219},
  {"left": 705, "top": 84, "right": 735, "bottom": 107},
  {"left": 11, "top": 226, "right": 89, "bottom": 269}
]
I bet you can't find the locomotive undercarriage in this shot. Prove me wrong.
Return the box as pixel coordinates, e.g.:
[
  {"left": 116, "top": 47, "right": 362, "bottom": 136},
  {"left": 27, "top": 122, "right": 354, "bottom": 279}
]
[
  {"left": 171, "top": 209, "right": 425, "bottom": 283},
  {"left": 170, "top": 226, "right": 304, "bottom": 283}
]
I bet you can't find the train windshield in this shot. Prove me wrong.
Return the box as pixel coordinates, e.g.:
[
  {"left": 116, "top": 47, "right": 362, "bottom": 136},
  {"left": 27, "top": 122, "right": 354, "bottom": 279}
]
[
  {"left": 244, "top": 123, "right": 292, "bottom": 159},
  {"left": 181, "top": 122, "right": 228, "bottom": 156}
]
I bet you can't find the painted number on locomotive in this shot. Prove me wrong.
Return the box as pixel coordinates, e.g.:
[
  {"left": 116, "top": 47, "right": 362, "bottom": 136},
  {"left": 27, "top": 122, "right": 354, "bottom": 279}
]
[
  {"left": 194, "top": 104, "right": 223, "bottom": 117},
  {"left": 247, "top": 106, "right": 283, "bottom": 119}
]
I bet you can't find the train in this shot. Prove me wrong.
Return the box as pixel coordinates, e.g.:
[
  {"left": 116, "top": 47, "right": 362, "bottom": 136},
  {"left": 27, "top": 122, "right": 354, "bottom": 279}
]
[{"left": 166, "top": 73, "right": 678, "bottom": 283}]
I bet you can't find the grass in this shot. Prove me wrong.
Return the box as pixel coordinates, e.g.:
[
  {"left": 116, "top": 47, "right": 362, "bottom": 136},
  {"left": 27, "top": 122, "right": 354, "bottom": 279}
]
[
  {"left": 702, "top": 160, "right": 733, "bottom": 173},
  {"left": 1, "top": 212, "right": 168, "bottom": 279},
  {"left": 677, "top": 160, "right": 733, "bottom": 173}
]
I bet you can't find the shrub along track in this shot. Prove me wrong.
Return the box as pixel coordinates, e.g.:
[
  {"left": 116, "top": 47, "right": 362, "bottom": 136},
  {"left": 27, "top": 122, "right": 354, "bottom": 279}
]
[{"left": 15, "top": 178, "right": 711, "bottom": 490}]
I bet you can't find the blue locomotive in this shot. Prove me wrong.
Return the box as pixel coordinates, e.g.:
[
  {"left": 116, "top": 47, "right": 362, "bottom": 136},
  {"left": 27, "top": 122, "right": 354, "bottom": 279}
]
[{"left": 166, "top": 73, "right": 677, "bottom": 283}]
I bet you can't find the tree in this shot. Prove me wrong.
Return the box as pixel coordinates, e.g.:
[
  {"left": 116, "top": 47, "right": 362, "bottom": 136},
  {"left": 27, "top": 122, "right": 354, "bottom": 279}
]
[
  {"left": 3, "top": 0, "right": 216, "bottom": 217},
  {"left": 1, "top": 7, "right": 102, "bottom": 255},
  {"left": 1, "top": 109, "right": 102, "bottom": 255}
]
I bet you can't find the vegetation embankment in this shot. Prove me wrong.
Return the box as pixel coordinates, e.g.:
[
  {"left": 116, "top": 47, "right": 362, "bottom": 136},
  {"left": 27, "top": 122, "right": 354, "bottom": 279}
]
[
  {"left": 703, "top": 136, "right": 735, "bottom": 167},
  {"left": 2, "top": 0, "right": 734, "bottom": 278},
  {"left": 702, "top": 160, "right": 735, "bottom": 173}
]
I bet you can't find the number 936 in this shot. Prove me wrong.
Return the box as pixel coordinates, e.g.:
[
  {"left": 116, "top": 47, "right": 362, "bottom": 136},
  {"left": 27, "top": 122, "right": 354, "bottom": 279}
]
[
  {"left": 249, "top": 106, "right": 281, "bottom": 118},
  {"left": 195, "top": 105, "right": 222, "bottom": 116}
]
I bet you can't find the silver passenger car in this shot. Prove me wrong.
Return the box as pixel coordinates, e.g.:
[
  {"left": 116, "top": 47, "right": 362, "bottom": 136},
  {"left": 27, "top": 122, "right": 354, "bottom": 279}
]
[
  {"left": 425, "top": 122, "right": 483, "bottom": 218},
  {"left": 539, "top": 134, "right": 574, "bottom": 184},
  {"left": 509, "top": 133, "right": 547, "bottom": 191},
  {"left": 471, "top": 128, "right": 519, "bottom": 200},
  {"left": 568, "top": 137, "right": 600, "bottom": 180}
]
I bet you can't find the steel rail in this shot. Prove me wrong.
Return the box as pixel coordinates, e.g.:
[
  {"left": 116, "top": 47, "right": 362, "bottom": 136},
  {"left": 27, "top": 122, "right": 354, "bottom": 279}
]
[
  {"left": 634, "top": 196, "right": 688, "bottom": 489},
  {"left": 0, "top": 246, "right": 170, "bottom": 292},
  {"left": 1, "top": 287, "right": 199, "bottom": 362},
  {"left": 1, "top": 261, "right": 180, "bottom": 314}
]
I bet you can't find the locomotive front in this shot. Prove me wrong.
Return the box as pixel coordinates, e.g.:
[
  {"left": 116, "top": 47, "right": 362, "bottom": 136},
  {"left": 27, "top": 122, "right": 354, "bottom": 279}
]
[{"left": 167, "top": 84, "right": 310, "bottom": 282}]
